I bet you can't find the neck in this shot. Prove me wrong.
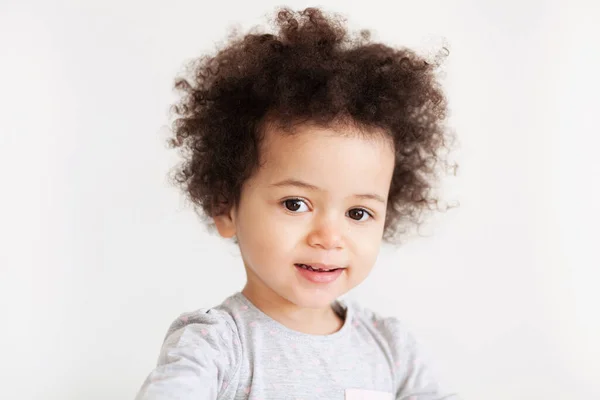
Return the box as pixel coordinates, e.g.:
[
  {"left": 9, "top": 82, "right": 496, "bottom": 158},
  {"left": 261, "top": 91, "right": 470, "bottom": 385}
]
[{"left": 241, "top": 283, "right": 344, "bottom": 335}]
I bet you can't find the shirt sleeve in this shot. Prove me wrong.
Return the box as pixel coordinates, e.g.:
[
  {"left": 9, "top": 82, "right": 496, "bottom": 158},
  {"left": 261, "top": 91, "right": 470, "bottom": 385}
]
[
  {"left": 135, "top": 309, "right": 241, "bottom": 400},
  {"left": 382, "top": 318, "right": 460, "bottom": 400}
]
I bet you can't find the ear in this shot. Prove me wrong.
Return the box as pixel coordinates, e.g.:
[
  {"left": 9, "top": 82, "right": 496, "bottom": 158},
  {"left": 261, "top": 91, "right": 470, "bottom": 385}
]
[{"left": 213, "top": 206, "right": 237, "bottom": 238}]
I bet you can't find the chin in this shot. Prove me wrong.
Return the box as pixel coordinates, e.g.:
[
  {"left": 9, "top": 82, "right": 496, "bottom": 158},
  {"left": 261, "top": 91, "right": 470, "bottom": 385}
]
[{"left": 287, "top": 287, "right": 345, "bottom": 308}]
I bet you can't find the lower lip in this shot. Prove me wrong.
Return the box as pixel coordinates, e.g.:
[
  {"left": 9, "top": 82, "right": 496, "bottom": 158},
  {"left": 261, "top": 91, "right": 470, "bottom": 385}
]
[{"left": 295, "top": 264, "right": 344, "bottom": 284}]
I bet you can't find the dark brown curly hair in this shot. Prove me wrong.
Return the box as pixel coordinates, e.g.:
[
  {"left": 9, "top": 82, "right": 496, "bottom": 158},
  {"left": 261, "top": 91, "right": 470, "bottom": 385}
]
[{"left": 169, "top": 6, "right": 458, "bottom": 243}]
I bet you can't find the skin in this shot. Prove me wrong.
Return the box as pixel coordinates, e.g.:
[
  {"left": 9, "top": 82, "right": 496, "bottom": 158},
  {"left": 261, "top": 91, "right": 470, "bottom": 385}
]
[{"left": 214, "top": 122, "right": 396, "bottom": 335}]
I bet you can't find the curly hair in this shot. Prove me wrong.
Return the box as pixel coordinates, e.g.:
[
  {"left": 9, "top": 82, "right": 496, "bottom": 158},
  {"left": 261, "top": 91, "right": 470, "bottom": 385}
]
[{"left": 169, "top": 6, "right": 458, "bottom": 243}]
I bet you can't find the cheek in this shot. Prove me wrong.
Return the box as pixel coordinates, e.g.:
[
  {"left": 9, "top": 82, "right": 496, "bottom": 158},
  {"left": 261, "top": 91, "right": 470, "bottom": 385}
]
[
  {"left": 358, "top": 244, "right": 379, "bottom": 267},
  {"left": 349, "top": 228, "right": 382, "bottom": 267},
  {"left": 237, "top": 208, "right": 302, "bottom": 263}
]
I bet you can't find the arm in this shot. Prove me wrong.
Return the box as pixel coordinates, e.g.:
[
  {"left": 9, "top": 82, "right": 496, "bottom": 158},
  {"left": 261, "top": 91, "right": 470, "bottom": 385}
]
[{"left": 135, "top": 311, "right": 240, "bottom": 400}]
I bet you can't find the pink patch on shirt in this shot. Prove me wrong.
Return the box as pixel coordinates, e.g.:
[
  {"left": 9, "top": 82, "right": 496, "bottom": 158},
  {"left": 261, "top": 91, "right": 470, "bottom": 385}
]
[
  {"left": 269, "top": 329, "right": 277, "bottom": 335},
  {"left": 241, "top": 305, "right": 249, "bottom": 311},
  {"left": 201, "top": 329, "right": 208, "bottom": 336},
  {"left": 181, "top": 316, "right": 188, "bottom": 323},
  {"left": 244, "top": 387, "right": 250, "bottom": 394},
  {"left": 272, "top": 355, "right": 280, "bottom": 362},
  {"left": 316, "top": 388, "right": 323, "bottom": 393},
  {"left": 249, "top": 321, "right": 257, "bottom": 328}
]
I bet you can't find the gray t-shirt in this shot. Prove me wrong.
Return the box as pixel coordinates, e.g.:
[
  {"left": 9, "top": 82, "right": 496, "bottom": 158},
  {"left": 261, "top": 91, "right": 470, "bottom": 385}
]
[{"left": 135, "top": 292, "right": 459, "bottom": 400}]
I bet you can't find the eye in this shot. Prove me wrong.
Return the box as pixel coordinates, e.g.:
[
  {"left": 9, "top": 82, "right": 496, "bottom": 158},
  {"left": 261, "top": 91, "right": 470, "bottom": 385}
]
[
  {"left": 283, "top": 198, "right": 310, "bottom": 213},
  {"left": 347, "top": 208, "right": 372, "bottom": 222}
]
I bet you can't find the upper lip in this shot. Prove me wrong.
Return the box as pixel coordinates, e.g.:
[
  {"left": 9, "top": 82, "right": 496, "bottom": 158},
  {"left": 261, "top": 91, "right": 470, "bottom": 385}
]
[{"left": 295, "top": 263, "right": 345, "bottom": 270}]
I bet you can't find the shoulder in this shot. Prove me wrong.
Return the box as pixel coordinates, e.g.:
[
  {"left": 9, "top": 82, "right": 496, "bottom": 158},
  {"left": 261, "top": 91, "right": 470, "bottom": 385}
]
[
  {"left": 342, "top": 300, "right": 424, "bottom": 375},
  {"left": 135, "top": 305, "right": 243, "bottom": 399},
  {"left": 162, "top": 305, "right": 241, "bottom": 349},
  {"left": 343, "top": 300, "right": 460, "bottom": 398},
  {"left": 164, "top": 307, "right": 239, "bottom": 344},
  {"left": 342, "top": 299, "right": 415, "bottom": 346},
  {"left": 158, "top": 306, "right": 242, "bottom": 374}
]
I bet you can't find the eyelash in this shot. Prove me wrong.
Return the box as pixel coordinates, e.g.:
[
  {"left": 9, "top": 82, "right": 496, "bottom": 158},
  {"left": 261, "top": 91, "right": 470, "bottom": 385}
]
[{"left": 281, "top": 198, "right": 374, "bottom": 221}]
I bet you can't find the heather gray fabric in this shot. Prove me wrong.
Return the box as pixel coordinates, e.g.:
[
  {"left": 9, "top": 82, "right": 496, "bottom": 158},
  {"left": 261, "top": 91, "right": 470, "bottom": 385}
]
[{"left": 135, "top": 292, "right": 459, "bottom": 400}]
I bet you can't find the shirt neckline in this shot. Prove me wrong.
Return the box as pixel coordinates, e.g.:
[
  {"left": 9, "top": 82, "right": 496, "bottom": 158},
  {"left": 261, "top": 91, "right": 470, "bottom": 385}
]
[{"left": 231, "top": 291, "right": 353, "bottom": 342}]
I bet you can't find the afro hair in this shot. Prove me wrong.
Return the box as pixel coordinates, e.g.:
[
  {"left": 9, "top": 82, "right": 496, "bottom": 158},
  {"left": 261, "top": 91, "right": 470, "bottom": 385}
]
[{"left": 168, "top": 6, "right": 458, "bottom": 243}]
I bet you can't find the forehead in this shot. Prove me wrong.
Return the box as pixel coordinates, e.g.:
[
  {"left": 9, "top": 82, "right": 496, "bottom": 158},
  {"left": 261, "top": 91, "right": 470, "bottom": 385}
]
[{"left": 254, "top": 122, "right": 395, "bottom": 192}]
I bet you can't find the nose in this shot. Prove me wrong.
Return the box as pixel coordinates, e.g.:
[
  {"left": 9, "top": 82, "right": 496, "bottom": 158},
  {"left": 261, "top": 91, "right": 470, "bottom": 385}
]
[{"left": 306, "top": 213, "right": 344, "bottom": 250}]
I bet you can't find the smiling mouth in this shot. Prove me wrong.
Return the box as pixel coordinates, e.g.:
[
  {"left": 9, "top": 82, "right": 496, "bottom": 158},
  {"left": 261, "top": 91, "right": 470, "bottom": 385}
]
[{"left": 294, "top": 263, "right": 342, "bottom": 272}]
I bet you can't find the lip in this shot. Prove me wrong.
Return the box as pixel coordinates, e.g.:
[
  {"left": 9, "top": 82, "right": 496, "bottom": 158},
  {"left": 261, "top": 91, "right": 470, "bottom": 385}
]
[
  {"left": 297, "top": 263, "right": 345, "bottom": 271},
  {"left": 294, "top": 263, "right": 346, "bottom": 284}
]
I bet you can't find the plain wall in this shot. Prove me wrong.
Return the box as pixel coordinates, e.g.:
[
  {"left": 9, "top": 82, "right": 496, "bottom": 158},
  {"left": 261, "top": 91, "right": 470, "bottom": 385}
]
[{"left": 1, "top": 0, "right": 598, "bottom": 399}]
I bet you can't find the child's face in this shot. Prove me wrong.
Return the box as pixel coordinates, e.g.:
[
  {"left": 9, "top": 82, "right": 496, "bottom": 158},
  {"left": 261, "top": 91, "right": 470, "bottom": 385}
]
[{"left": 215, "top": 122, "right": 395, "bottom": 309}]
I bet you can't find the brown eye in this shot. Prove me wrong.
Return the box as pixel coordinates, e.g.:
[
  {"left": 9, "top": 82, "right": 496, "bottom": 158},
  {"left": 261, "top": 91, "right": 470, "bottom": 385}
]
[
  {"left": 283, "top": 199, "right": 308, "bottom": 212},
  {"left": 347, "top": 208, "right": 371, "bottom": 221}
]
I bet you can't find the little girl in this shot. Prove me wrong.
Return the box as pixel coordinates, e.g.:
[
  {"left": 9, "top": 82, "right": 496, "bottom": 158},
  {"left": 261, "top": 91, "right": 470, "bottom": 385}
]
[{"left": 136, "top": 6, "right": 459, "bottom": 400}]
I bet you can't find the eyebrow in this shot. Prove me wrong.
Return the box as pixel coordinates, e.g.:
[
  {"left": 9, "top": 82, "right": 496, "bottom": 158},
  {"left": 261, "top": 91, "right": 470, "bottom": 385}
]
[{"left": 270, "top": 179, "right": 386, "bottom": 204}]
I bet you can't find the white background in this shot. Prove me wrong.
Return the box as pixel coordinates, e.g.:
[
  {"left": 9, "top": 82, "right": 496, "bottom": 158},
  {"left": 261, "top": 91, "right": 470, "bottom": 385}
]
[{"left": 1, "top": 1, "right": 599, "bottom": 399}]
